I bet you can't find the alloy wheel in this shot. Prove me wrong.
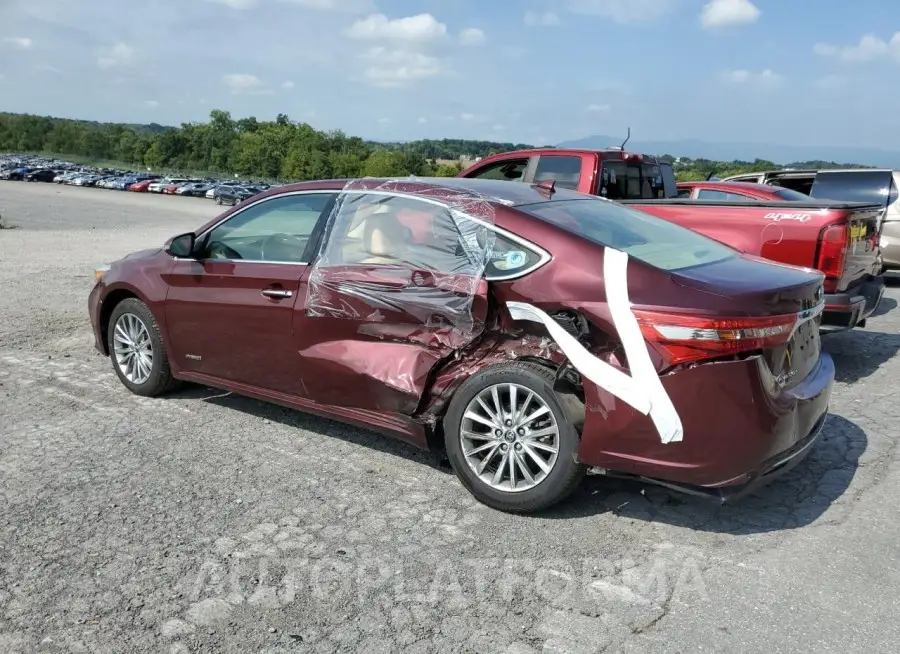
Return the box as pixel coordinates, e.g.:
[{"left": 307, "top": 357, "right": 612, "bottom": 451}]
[
  {"left": 459, "top": 383, "right": 560, "bottom": 493},
  {"left": 113, "top": 312, "right": 154, "bottom": 385}
]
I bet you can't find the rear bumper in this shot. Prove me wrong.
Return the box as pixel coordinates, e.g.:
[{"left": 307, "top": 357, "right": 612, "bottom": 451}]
[
  {"left": 821, "top": 275, "right": 885, "bottom": 332},
  {"left": 579, "top": 352, "right": 834, "bottom": 494}
]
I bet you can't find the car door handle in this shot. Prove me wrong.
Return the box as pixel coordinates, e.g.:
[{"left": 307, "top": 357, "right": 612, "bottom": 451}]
[{"left": 261, "top": 288, "right": 293, "bottom": 299}]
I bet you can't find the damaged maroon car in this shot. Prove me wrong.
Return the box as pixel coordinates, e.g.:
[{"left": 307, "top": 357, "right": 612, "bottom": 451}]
[{"left": 89, "top": 178, "right": 834, "bottom": 512}]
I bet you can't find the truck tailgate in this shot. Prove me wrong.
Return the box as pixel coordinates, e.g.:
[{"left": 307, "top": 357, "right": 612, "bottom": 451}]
[{"left": 839, "top": 205, "right": 882, "bottom": 291}]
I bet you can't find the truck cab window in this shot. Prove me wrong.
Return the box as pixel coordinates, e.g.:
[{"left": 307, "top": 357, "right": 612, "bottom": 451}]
[
  {"left": 532, "top": 155, "right": 582, "bottom": 190},
  {"left": 464, "top": 158, "right": 528, "bottom": 182}
]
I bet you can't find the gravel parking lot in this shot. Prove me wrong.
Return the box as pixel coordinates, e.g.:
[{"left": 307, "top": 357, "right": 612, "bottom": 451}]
[{"left": 2, "top": 182, "right": 899, "bottom": 653}]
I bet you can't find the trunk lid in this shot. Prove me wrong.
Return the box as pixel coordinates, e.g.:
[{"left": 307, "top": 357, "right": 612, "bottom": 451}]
[{"left": 669, "top": 256, "right": 824, "bottom": 389}]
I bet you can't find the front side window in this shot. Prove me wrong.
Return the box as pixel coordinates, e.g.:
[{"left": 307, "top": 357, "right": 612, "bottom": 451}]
[
  {"left": 201, "top": 192, "right": 335, "bottom": 263},
  {"left": 522, "top": 198, "right": 736, "bottom": 271},
  {"left": 533, "top": 155, "right": 582, "bottom": 190},
  {"left": 464, "top": 158, "right": 529, "bottom": 182}
]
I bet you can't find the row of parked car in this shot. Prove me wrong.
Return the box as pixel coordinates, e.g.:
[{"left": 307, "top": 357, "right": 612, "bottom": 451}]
[
  {"left": 85, "top": 144, "right": 897, "bottom": 512},
  {"left": 0, "top": 155, "right": 273, "bottom": 207}
]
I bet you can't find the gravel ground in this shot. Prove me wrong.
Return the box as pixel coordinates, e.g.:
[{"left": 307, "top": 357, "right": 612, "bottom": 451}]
[{"left": 1, "top": 182, "right": 899, "bottom": 653}]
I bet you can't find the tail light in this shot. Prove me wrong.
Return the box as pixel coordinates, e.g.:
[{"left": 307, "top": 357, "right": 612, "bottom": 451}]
[
  {"left": 815, "top": 224, "right": 848, "bottom": 293},
  {"left": 632, "top": 310, "right": 797, "bottom": 366}
]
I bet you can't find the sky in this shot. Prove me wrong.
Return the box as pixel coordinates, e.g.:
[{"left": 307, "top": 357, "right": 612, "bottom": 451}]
[{"left": 1, "top": 0, "right": 899, "bottom": 149}]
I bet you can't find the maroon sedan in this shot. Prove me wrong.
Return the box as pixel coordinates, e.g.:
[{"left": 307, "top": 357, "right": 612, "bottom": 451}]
[{"left": 89, "top": 177, "right": 833, "bottom": 512}]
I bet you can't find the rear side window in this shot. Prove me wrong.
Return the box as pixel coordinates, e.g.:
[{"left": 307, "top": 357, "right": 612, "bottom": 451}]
[
  {"left": 533, "top": 155, "right": 582, "bottom": 190},
  {"left": 523, "top": 198, "right": 735, "bottom": 271},
  {"left": 696, "top": 189, "right": 751, "bottom": 201},
  {"left": 810, "top": 170, "right": 894, "bottom": 207},
  {"left": 483, "top": 232, "right": 545, "bottom": 280},
  {"left": 465, "top": 158, "right": 528, "bottom": 182}
]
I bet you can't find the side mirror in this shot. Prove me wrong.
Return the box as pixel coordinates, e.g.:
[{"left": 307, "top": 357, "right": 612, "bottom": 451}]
[{"left": 165, "top": 232, "right": 196, "bottom": 258}]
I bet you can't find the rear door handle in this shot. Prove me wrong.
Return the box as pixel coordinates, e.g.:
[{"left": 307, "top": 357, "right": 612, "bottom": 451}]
[{"left": 261, "top": 288, "right": 293, "bottom": 299}]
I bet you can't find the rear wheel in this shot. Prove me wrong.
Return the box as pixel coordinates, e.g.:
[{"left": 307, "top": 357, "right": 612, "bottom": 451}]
[
  {"left": 107, "top": 298, "right": 177, "bottom": 397},
  {"left": 444, "top": 361, "right": 585, "bottom": 513}
]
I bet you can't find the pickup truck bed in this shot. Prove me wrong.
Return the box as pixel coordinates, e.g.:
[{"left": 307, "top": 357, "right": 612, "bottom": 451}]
[{"left": 621, "top": 199, "right": 884, "bottom": 331}]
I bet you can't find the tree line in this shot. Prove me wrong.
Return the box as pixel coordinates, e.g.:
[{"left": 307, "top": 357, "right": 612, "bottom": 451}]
[{"left": 0, "top": 110, "right": 869, "bottom": 182}]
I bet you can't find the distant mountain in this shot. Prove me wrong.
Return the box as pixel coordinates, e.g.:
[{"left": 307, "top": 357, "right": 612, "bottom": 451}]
[{"left": 556, "top": 135, "right": 900, "bottom": 168}]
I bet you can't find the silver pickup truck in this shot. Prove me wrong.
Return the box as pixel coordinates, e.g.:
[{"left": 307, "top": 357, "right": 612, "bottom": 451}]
[{"left": 723, "top": 168, "right": 900, "bottom": 274}]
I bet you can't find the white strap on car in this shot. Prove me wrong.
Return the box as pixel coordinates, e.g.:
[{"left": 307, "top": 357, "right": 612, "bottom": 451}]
[{"left": 506, "top": 247, "right": 684, "bottom": 444}]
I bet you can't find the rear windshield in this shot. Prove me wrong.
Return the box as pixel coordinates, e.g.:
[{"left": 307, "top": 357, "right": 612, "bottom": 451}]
[
  {"left": 599, "top": 161, "right": 671, "bottom": 200},
  {"left": 771, "top": 187, "right": 813, "bottom": 201},
  {"left": 522, "top": 198, "right": 735, "bottom": 271}
]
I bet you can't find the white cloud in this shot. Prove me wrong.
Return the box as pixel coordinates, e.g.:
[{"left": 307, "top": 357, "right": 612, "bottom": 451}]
[
  {"left": 492, "top": 124, "right": 505, "bottom": 132},
  {"left": 720, "top": 68, "right": 783, "bottom": 86},
  {"left": 814, "top": 33, "right": 900, "bottom": 63},
  {"left": 3, "top": 36, "right": 33, "bottom": 48},
  {"left": 417, "top": 116, "right": 427, "bottom": 124},
  {"left": 96, "top": 42, "right": 133, "bottom": 69},
  {"left": 524, "top": 11, "right": 560, "bottom": 26},
  {"left": 345, "top": 13, "right": 447, "bottom": 43},
  {"left": 460, "top": 112, "right": 476, "bottom": 121},
  {"left": 222, "top": 73, "right": 264, "bottom": 93},
  {"left": 700, "top": 0, "right": 760, "bottom": 29},
  {"left": 35, "top": 63, "right": 61, "bottom": 73},
  {"left": 587, "top": 103, "right": 611, "bottom": 112},
  {"left": 145, "top": 100, "right": 160, "bottom": 108},
  {"left": 459, "top": 27, "right": 486, "bottom": 46},
  {"left": 377, "top": 117, "right": 391, "bottom": 124},
  {"left": 205, "top": 0, "right": 257, "bottom": 8},
  {"left": 360, "top": 47, "right": 443, "bottom": 87},
  {"left": 567, "top": 0, "right": 676, "bottom": 23},
  {"left": 281, "top": 80, "right": 295, "bottom": 89}
]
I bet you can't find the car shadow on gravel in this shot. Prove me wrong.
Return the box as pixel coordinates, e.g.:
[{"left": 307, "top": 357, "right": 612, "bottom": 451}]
[
  {"left": 871, "top": 296, "right": 897, "bottom": 317},
  {"left": 544, "top": 414, "right": 865, "bottom": 534},
  {"left": 822, "top": 329, "right": 900, "bottom": 383},
  {"left": 183, "top": 389, "right": 453, "bottom": 472}
]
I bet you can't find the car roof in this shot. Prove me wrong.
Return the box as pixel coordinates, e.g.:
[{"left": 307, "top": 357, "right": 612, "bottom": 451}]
[{"left": 278, "top": 176, "right": 591, "bottom": 207}]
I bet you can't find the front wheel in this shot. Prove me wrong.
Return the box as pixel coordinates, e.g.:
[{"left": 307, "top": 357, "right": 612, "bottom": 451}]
[
  {"left": 443, "top": 361, "right": 585, "bottom": 513},
  {"left": 107, "top": 298, "right": 177, "bottom": 397}
]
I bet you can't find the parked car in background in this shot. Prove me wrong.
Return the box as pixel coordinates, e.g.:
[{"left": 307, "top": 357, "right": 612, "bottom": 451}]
[
  {"left": 214, "top": 185, "right": 257, "bottom": 205},
  {"left": 676, "top": 181, "right": 814, "bottom": 202},
  {"left": 461, "top": 149, "right": 886, "bottom": 332},
  {"left": 25, "top": 168, "right": 58, "bottom": 182},
  {"left": 89, "top": 177, "right": 832, "bottom": 512}
]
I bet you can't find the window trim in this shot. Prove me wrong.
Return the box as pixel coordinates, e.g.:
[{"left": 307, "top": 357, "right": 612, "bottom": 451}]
[{"left": 179, "top": 188, "right": 552, "bottom": 280}]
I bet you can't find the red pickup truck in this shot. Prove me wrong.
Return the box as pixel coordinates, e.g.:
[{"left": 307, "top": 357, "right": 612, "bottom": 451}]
[{"left": 458, "top": 148, "right": 885, "bottom": 332}]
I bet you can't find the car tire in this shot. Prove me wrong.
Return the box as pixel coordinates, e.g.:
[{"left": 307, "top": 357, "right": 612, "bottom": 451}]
[
  {"left": 443, "top": 360, "right": 586, "bottom": 513},
  {"left": 107, "top": 298, "right": 178, "bottom": 397}
]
